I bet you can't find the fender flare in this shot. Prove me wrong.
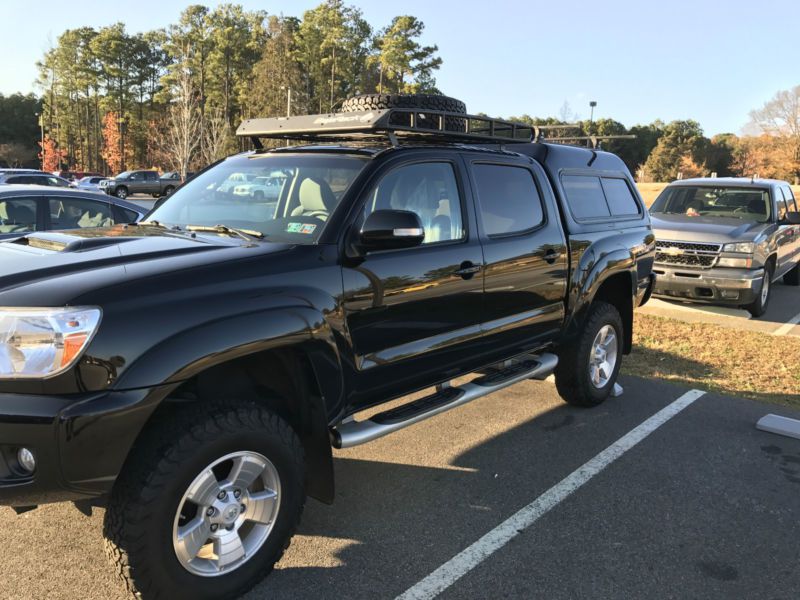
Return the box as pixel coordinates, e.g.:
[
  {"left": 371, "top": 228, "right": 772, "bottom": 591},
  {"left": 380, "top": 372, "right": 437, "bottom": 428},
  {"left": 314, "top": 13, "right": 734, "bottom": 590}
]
[
  {"left": 108, "top": 306, "right": 343, "bottom": 503},
  {"left": 562, "top": 246, "right": 637, "bottom": 349}
]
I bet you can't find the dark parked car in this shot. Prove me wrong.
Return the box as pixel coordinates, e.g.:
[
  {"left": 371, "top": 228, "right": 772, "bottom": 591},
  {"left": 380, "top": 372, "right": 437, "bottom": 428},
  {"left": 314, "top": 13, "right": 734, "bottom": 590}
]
[
  {"left": 0, "top": 172, "right": 73, "bottom": 187},
  {"left": 103, "top": 170, "right": 182, "bottom": 199},
  {"left": 0, "top": 95, "right": 654, "bottom": 599},
  {"left": 650, "top": 177, "right": 800, "bottom": 316},
  {"left": 0, "top": 185, "right": 146, "bottom": 239}
]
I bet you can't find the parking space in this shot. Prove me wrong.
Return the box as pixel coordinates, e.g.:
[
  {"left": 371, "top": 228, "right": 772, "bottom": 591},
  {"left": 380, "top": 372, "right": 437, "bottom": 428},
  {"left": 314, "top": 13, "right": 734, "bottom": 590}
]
[
  {"left": 640, "top": 280, "right": 800, "bottom": 337},
  {"left": 1, "top": 376, "right": 798, "bottom": 600}
]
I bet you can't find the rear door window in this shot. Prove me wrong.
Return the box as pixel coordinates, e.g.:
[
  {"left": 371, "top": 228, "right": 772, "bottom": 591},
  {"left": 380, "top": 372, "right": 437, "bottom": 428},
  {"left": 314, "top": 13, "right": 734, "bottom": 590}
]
[
  {"left": 0, "top": 197, "right": 38, "bottom": 233},
  {"left": 472, "top": 163, "right": 544, "bottom": 236},
  {"left": 49, "top": 197, "right": 116, "bottom": 229}
]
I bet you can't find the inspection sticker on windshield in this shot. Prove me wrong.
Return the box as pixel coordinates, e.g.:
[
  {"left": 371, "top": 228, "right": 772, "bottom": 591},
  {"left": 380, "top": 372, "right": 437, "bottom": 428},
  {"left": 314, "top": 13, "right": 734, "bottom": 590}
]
[{"left": 287, "top": 222, "right": 316, "bottom": 234}]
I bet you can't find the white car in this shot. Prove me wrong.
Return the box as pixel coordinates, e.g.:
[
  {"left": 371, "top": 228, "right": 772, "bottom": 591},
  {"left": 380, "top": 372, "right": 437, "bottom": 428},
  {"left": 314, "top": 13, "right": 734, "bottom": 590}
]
[
  {"left": 75, "top": 176, "right": 110, "bottom": 192},
  {"left": 232, "top": 176, "right": 285, "bottom": 200}
]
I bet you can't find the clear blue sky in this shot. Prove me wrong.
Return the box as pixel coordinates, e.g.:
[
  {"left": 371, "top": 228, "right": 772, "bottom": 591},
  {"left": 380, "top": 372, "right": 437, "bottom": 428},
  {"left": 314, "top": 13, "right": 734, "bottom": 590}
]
[{"left": 1, "top": 0, "right": 798, "bottom": 136}]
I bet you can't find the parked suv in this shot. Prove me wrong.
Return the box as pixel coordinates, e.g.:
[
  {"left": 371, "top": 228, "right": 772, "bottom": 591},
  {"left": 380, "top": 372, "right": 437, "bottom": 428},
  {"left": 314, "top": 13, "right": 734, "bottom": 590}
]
[
  {"left": 0, "top": 95, "right": 655, "bottom": 599},
  {"left": 650, "top": 177, "right": 800, "bottom": 316},
  {"left": 103, "top": 170, "right": 181, "bottom": 199}
]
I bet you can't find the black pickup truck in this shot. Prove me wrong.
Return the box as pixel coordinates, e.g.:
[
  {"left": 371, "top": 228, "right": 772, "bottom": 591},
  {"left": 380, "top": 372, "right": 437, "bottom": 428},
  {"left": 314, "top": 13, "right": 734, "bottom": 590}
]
[
  {"left": 102, "top": 169, "right": 182, "bottom": 199},
  {"left": 0, "top": 95, "right": 655, "bottom": 599}
]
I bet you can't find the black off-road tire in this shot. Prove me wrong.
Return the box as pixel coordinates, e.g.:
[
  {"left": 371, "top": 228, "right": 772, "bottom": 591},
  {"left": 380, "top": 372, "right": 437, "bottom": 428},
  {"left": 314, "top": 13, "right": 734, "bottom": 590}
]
[
  {"left": 784, "top": 262, "right": 800, "bottom": 286},
  {"left": 103, "top": 402, "right": 305, "bottom": 600},
  {"left": 554, "top": 301, "right": 624, "bottom": 407},
  {"left": 746, "top": 262, "right": 774, "bottom": 317},
  {"left": 341, "top": 93, "right": 467, "bottom": 132}
]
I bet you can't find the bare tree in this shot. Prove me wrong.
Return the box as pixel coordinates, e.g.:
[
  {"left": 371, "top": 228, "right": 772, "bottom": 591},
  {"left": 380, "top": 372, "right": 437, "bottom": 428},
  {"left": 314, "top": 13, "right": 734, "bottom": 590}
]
[
  {"left": 160, "top": 53, "right": 200, "bottom": 178},
  {"left": 748, "top": 86, "right": 800, "bottom": 180},
  {"left": 201, "top": 107, "right": 229, "bottom": 167}
]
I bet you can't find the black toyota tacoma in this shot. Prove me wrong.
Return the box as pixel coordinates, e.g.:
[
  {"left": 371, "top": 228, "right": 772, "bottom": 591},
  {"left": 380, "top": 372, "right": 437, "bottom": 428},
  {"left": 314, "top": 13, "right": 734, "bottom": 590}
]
[{"left": 0, "top": 95, "right": 655, "bottom": 599}]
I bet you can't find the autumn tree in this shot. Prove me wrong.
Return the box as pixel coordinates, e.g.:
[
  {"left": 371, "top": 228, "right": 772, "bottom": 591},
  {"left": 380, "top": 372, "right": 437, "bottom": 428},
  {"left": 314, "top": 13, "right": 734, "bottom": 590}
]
[
  {"left": 748, "top": 85, "right": 800, "bottom": 182},
  {"left": 642, "top": 120, "right": 708, "bottom": 181},
  {"left": 39, "top": 135, "right": 65, "bottom": 172},
  {"left": 101, "top": 111, "right": 124, "bottom": 173}
]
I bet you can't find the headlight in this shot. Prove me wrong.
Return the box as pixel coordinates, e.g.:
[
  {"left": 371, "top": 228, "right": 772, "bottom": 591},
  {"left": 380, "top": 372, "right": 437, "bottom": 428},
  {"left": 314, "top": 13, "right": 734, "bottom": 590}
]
[
  {"left": 0, "top": 307, "right": 101, "bottom": 378},
  {"left": 722, "top": 242, "right": 755, "bottom": 253},
  {"left": 717, "top": 257, "right": 752, "bottom": 268}
]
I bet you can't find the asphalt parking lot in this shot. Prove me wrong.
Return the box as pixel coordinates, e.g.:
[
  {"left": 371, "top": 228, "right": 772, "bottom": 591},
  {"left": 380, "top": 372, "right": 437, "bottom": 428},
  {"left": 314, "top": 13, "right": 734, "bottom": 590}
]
[
  {"left": 2, "top": 375, "right": 798, "bottom": 600},
  {"left": 640, "top": 278, "right": 800, "bottom": 337}
]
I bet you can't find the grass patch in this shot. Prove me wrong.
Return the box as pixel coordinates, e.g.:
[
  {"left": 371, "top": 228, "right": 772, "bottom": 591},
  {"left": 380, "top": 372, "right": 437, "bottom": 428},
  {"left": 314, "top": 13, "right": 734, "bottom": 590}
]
[{"left": 624, "top": 313, "right": 800, "bottom": 408}]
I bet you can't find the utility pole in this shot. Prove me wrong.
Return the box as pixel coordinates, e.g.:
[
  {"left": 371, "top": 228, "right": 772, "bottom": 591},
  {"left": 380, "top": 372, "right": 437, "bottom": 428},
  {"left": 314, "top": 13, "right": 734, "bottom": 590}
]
[
  {"left": 35, "top": 112, "right": 44, "bottom": 169},
  {"left": 330, "top": 45, "right": 336, "bottom": 112}
]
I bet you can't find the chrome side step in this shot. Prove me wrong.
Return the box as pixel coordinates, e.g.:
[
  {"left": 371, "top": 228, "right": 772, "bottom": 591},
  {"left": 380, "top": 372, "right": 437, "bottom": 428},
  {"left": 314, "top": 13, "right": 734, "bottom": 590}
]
[{"left": 331, "top": 352, "right": 558, "bottom": 449}]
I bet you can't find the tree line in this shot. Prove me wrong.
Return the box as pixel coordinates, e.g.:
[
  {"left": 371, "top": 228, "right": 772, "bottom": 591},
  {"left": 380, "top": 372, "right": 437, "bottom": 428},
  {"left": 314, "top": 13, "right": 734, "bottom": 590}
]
[
  {"left": 4, "top": 1, "right": 441, "bottom": 176},
  {"left": 1, "top": 1, "right": 799, "bottom": 183}
]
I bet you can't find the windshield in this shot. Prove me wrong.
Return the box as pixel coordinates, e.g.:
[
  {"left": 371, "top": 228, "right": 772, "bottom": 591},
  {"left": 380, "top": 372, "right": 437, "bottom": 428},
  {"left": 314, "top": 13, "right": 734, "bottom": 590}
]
[
  {"left": 651, "top": 186, "right": 772, "bottom": 222},
  {"left": 116, "top": 171, "right": 132, "bottom": 179},
  {"left": 146, "top": 153, "right": 368, "bottom": 243}
]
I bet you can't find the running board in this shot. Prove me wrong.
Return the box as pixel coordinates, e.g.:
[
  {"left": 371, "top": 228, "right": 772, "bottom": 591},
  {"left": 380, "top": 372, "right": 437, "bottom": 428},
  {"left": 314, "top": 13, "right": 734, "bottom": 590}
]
[{"left": 331, "top": 353, "right": 558, "bottom": 449}]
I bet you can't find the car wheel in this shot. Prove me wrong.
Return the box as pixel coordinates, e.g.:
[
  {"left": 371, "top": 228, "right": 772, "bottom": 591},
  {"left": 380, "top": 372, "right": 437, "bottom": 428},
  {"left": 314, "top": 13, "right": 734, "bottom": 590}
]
[
  {"left": 115, "top": 187, "right": 128, "bottom": 199},
  {"left": 164, "top": 186, "right": 175, "bottom": 196},
  {"left": 746, "top": 263, "right": 774, "bottom": 317},
  {"left": 784, "top": 261, "right": 800, "bottom": 286},
  {"left": 104, "top": 402, "right": 305, "bottom": 600},
  {"left": 253, "top": 190, "right": 265, "bottom": 200},
  {"left": 554, "top": 301, "right": 623, "bottom": 407}
]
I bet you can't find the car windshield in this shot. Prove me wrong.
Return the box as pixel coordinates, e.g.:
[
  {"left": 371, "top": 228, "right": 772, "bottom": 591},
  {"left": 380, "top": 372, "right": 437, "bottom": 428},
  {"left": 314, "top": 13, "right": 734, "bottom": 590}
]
[
  {"left": 650, "top": 186, "right": 772, "bottom": 222},
  {"left": 146, "top": 153, "right": 368, "bottom": 244}
]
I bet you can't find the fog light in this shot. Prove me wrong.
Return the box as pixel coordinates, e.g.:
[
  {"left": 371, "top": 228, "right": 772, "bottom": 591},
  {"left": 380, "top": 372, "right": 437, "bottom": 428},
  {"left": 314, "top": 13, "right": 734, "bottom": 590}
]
[
  {"left": 17, "top": 448, "right": 36, "bottom": 473},
  {"left": 720, "top": 290, "right": 740, "bottom": 300}
]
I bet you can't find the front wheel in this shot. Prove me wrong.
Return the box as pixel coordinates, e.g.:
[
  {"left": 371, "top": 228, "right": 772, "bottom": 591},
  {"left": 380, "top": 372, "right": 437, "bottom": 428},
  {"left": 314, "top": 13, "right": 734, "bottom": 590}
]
[
  {"left": 554, "top": 301, "right": 623, "bottom": 407},
  {"left": 104, "top": 403, "right": 305, "bottom": 599},
  {"left": 114, "top": 186, "right": 128, "bottom": 199},
  {"left": 746, "top": 264, "right": 773, "bottom": 317}
]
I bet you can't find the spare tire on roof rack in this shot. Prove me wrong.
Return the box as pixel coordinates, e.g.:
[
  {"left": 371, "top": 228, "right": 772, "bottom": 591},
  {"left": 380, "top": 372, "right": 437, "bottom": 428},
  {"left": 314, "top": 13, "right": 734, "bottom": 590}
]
[{"left": 340, "top": 93, "right": 467, "bottom": 133}]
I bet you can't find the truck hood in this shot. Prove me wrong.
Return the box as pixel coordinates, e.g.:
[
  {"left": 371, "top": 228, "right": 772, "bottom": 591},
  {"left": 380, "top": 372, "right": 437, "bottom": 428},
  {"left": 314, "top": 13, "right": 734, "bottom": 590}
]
[
  {"left": 650, "top": 214, "right": 768, "bottom": 243},
  {"left": 0, "top": 225, "right": 289, "bottom": 298}
]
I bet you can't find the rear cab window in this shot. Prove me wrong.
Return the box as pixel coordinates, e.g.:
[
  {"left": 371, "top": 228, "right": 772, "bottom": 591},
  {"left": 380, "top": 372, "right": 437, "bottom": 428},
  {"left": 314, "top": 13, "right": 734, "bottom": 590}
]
[
  {"left": 561, "top": 173, "right": 642, "bottom": 222},
  {"left": 472, "top": 163, "right": 544, "bottom": 236}
]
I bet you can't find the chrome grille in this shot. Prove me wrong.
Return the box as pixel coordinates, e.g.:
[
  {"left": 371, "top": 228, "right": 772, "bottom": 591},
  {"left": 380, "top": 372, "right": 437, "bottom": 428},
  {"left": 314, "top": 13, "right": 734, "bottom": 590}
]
[{"left": 655, "top": 240, "right": 721, "bottom": 268}]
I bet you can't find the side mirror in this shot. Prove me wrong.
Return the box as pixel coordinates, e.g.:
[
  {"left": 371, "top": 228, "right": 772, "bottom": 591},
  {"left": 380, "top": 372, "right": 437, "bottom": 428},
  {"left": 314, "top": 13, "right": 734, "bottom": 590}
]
[
  {"left": 784, "top": 211, "right": 800, "bottom": 225},
  {"left": 358, "top": 210, "right": 425, "bottom": 252}
]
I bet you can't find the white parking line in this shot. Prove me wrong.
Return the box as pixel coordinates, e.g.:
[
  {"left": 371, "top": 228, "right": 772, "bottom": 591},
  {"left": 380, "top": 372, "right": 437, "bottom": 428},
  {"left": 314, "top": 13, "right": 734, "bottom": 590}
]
[
  {"left": 773, "top": 311, "right": 800, "bottom": 336},
  {"left": 396, "top": 389, "right": 707, "bottom": 600}
]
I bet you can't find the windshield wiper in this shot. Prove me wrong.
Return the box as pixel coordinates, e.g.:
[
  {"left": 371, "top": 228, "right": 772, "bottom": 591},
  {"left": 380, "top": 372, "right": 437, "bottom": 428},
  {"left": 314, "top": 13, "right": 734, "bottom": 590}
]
[{"left": 185, "top": 224, "right": 264, "bottom": 241}]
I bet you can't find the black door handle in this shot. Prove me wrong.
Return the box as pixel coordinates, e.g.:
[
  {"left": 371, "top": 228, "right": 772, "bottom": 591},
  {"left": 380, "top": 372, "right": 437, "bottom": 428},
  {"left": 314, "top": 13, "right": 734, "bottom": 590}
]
[
  {"left": 543, "top": 249, "right": 562, "bottom": 264},
  {"left": 454, "top": 262, "right": 482, "bottom": 279}
]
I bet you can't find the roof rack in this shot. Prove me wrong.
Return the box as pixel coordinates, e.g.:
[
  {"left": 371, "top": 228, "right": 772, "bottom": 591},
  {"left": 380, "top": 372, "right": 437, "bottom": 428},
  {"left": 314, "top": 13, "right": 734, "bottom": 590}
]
[
  {"left": 546, "top": 134, "right": 637, "bottom": 149},
  {"left": 236, "top": 108, "right": 536, "bottom": 148}
]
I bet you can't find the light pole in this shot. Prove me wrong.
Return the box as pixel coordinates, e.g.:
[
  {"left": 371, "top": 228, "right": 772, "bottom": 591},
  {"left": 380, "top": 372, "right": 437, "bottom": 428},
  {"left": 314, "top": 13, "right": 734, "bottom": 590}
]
[
  {"left": 280, "top": 85, "right": 292, "bottom": 117},
  {"left": 35, "top": 112, "right": 44, "bottom": 170},
  {"left": 589, "top": 101, "right": 597, "bottom": 126}
]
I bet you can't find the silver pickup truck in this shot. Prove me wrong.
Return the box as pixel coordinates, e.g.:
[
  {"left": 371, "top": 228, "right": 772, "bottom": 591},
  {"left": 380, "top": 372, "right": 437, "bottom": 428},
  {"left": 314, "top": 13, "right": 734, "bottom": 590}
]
[{"left": 650, "top": 177, "right": 800, "bottom": 316}]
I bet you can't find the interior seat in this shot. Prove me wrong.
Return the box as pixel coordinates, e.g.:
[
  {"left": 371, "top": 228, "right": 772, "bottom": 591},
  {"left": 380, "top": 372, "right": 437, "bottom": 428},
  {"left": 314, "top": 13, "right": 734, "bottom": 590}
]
[{"left": 291, "top": 178, "right": 336, "bottom": 221}]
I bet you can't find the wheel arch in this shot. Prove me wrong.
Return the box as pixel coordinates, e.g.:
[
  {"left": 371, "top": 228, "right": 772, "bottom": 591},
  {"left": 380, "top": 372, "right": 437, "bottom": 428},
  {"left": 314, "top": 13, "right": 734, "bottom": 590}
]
[
  {"left": 110, "top": 309, "right": 344, "bottom": 504},
  {"left": 563, "top": 247, "right": 636, "bottom": 354}
]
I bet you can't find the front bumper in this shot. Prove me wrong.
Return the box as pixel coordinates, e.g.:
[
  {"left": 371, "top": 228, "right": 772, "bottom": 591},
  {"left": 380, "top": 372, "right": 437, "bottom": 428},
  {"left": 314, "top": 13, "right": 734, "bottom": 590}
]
[
  {"left": 0, "top": 387, "right": 163, "bottom": 507},
  {"left": 652, "top": 264, "right": 763, "bottom": 305}
]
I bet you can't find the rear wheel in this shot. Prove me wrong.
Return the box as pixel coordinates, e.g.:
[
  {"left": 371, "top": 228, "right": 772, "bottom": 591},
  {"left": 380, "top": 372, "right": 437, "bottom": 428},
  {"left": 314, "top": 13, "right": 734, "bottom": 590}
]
[
  {"left": 784, "top": 262, "right": 800, "bottom": 286},
  {"left": 746, "top": 263, "right": 773, "bottom": 317},
  {"left": 554, "top": 301, "right": 623, "bottom": 407},
  {"left": 104, "top": 402, "right": 305, "bottom": 600}
]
